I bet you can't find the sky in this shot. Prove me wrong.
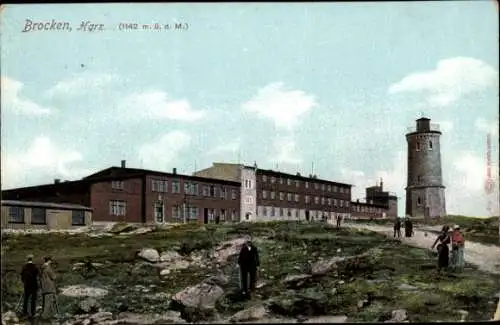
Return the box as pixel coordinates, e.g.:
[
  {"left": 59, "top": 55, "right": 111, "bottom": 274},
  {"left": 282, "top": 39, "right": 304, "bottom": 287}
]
[{"left": 1, "top": 2, "right": 499, "bottom": 217}]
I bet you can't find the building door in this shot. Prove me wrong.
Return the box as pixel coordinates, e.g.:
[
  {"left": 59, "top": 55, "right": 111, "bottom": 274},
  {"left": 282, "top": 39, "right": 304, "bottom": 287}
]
[
  {"left": 305, "top": 210, "right": 310, "bottom": 221},
  {"left": 154, "top": 202, "right": 164, "bottom": 223},
  {"left": 203, "top": 208, "right": 209, "bottom": 224}
]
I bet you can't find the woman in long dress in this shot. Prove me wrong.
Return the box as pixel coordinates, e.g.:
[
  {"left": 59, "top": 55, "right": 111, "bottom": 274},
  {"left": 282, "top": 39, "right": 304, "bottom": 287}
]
[{"left": 431, "top": 226, "right": 451, "bottom": 272}]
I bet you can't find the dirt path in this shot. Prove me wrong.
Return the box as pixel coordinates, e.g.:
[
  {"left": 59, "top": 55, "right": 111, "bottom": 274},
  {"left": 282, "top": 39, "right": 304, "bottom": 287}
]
[{"left": 344, "top": 223, "right": 500, "bottom": 275}]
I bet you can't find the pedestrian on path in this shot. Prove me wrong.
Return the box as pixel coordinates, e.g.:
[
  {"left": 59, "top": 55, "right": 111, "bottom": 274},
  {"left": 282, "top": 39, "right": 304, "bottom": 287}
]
[
  {"left": 393, "top": 217, "right": 402, "bottom": 238},
  {"left": 450, "top": 225, "right": 465, "bottom": 272},
  {"left": 431, "top": 226, "right": 451, "bottom": 272},
  {"left": 40, "top": 256, "right": 58, "bottom": 320}
]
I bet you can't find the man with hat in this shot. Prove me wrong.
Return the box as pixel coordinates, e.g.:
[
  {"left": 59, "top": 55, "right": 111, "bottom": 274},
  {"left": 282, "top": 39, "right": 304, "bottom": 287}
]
[
  {"left": 237, "top": 237, "right": 260, "bottom": 298},
  {"left": 450, "top": 225, "right": 465, "bottom": 272},
  {"left": 20, "top": 254, "right": 39, "bottom": 318}
]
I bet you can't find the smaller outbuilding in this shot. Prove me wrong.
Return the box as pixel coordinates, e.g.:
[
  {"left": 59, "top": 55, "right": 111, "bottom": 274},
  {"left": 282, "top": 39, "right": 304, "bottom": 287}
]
[{"left": 1, "top": 200, "right": 92, "bottom": 230}]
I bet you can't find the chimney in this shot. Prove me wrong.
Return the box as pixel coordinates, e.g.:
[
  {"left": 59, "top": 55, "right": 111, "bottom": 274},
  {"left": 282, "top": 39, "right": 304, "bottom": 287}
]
[
  {"left": 173, "top": 168, "right": 177, "bottom": 175},
  {"left": 54, "top": 179, "right": 61, "bottom": 184},
  {"left": 121, "top": 160, "right": 126, "bottom": 168},
  {"left": 296, "top": 172, "right": 301, "bottom": 177},
  {"left": 357, "top": 199, "right": 359, "bottom": 203}
]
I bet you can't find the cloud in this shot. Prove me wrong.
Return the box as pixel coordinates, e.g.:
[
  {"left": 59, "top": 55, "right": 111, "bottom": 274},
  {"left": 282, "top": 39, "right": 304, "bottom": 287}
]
[
  {"left": 389, "top": 57, "right": 499, "bottom": 107},
  {"left": 475, "top": 117, "right": 499, "bottom": 137},
  {"left": 121, "top": 91, "right": 206, "bottom": 121},
  {"left": 269, "top": 136, "right": 303, "bottom": 165},
  {"left": 433, "top": 120, "right": 454, "bottom": 133},
  {"left": 242, "top": 82, "right": 317, "bottom": 130},
  {"left": 1, "top": 136, "right": 91, "bottom": 189},
  {"left": 44, "top": 72, "right": 120, "bottom": 99},
  {"left": 209, "top": 139, "right": 241, "bottom": 155},
  {"left": 1, "top": 77, "right": 52, "bottom": 116},
  {"left": 138, "top": 131, "right": 191, "bottom": 170}
]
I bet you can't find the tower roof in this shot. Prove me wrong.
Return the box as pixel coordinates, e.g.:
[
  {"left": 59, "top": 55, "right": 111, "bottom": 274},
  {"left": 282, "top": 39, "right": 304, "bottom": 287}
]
[{"left": 416, "top": 117, "right": 431, "bottom": 121}]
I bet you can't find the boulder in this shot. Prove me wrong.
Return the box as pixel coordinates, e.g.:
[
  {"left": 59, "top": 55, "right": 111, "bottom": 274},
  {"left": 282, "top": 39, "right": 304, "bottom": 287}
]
[
  {"left": 281, "top": 274, "right": 312, "bottom": 288},
  {"left": 138, "top": 248, "right": 160, "bottom": 263},
  {"left": 172, "top": 282, "right": 224, "bottom": 311},
  {"left": 78, "top": 297, "right": 99, "bottom": 314},
  {"left": 60, "top": 285, "right": 109, "bottom": 298},
  {"left": 230, "top": 305, "right": 268, "bottom": 323},
  {"left": 115, "top": 311, "right": 186, "bottom": 324},
  {"left": 213, "top": 238, "right": 247, "bottom": 264},
  {"left": 384, "top": 309, "right": 408, "bottom": 323},
  {"left": 90, "top": 311, "right": 113, "bottom": 323},
  {"left": 160, "top": 250, "right": 183, "bottom": 262},
  {"left": 303, "top": 315, "right": 348, "bottom": 323},
  {"left": 310, "top": 252, "right": 371, "bottom": 276},
  {"left": 109, "top": 223, "right": 138, "bottom": 234},
  {"left": 398, "top": 283, "right": 418, "bottom": 291}
]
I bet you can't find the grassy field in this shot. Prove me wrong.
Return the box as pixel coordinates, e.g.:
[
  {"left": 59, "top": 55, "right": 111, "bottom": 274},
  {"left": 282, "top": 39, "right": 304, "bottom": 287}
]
[
  {"left": 350, "top": 215, "right": 500, "bottom": 245},
  {"left": 1, "top": 221, "right": 499, "bottom": 323}
]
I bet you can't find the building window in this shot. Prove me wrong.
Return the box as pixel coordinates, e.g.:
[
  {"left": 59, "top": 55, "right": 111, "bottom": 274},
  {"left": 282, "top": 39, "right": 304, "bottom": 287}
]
[
  {"left": 270, "top": 191, "right": 276, "bottom": 200},
  {"left": 279, "top": 178, "right": 284, "bottom": 185},
  {"left": 345, "top": 201, "right": 349, "bottom": 207},
  {"left": 334, "top": 186, "right": 338, "bottom": 192},
  {"left": 429, "top": 140, "right": 433, "bottom": 150},
  {"left": 314, "top": 183, "right": 319, "bottom": 190},
  {"left": 189, "top": 207, "right": 199, "bottom": 220},
  {"left": 279, "top": 192, "right": 284, "bottom": 201},
  {"left": 72, "top": 210, "right": 85, "bottom": 226},
  {"left": 203, "top": 185, "right": 210, "bottom": 197},
  {"left": 339, "top": 187, "right": 344, "bottom": 193},
  {"left": 231, "top": 209, "right": 237, "bottom": 221},
  {"left": 417, "top": 197, "right": 422, "bottom": 206},
  {"left": 8, "top": 207, "right": 24, "bottom": 223},
  {"left": 417, "top": 175, "right": 422, "bottom": 183},
  {"left": 189, "top": 183, "right": 199, "bottom": 195},
  {"left": 305, "top": 182, "right": 309, "bottom": 188},
  {"left": 327, "top": 185, "right": 331, "bottom": 192},
  {"left": 31, "top": 208, "right": 47, "bottom": 224},
  {"left": 327, "top": 198, "right": 332, "bottom": 206},
  {"left": 416, "top": 142, "right": 421, "bottom": 151},
  {"left": 244, "top": 179, "right": 253, "bottom": 189},
  {"left": 271, "top": 177, "right": 276, "bottom": 184},
  {"left": 287, "top": 193, "right": 292, "bottom": 201},
  {"left": 295, "top": 194, "right": 300, "bottom": 202},
  {"left": 262, "top": 190, "right": 268, "bottom": 199},
  {"left": 231, "top": 189, "right": 237, "bottom": 199},
  {"left": 263, "top": 207, "right": 268, "bottom": 216},
  {"left": 220, "top": 186, "right": 227, "bottom": 199},
  {"left": 321, "top": 197, "right": 325, "bottom": 205},
  {"left": 280, "top": 208, "right": 284, "bottom": 216},
  {"left": 245, "top": 196, "right": 253, "bottom": 204},
  {"left": 109, "top": 200, "right": 127, "bottom": 216},
  {"left": 346, "top": 187, "right": 350, "bottom": 195},
  {"left": 334, "top": 199, "right": 338, "bottom": 207},
  {"left": 172, "top": 205, "right": 181, "bottom": 219},
  {"left": 314, "top": 196, "right": 319, "bottom": 204},
  {"left": 305, "top": 195, "right": 310, "bottom": 204},
  {"left": 262, "top": 175, "right": 267, "bottom": 182},
  {"left": 340, "top": 200, "right": 345, "bottom": 207},
  {"left": 152, "top": 179, "right": 168, "bottom": 192},
  {"left": 210, "top": 185, "right": 216, "bottom": 197},
  {"left": 271, "top": 207, "right": 275, "bottom": 217},
  {"left": 172, "top": 180, "right": 181, "bottom": 194},
  {"left": 111, "top": 180, "right": 124, "bottom": 190},
  {"left": 287, "top": 178, "right": 292, "bottom": 186},
  {"left": 295, "top": 180, "right": 300, "bottom": 188},
  {"left": 321, "top": 184, "right": 325, "bottom": 191}
]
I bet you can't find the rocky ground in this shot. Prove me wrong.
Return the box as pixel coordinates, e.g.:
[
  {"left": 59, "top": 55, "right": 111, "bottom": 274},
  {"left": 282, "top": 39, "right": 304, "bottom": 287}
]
[{"left": 2, "top": 221, "right": 499, "bottom": 324}]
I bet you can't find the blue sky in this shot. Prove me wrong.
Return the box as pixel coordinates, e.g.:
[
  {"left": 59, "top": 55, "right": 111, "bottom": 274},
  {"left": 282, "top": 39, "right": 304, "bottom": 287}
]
[{"left": 1, "top": 2, "right": 499, "bottom": 217}]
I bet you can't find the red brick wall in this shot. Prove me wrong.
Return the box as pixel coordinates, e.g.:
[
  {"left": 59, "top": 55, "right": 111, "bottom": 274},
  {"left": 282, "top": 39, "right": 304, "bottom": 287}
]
[{"left": 90, "top": 178, "right": 143, "bottom": 222}]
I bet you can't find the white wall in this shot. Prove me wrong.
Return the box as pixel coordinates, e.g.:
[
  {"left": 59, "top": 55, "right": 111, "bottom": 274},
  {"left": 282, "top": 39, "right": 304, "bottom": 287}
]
[{"left": 240, "top": 167, "right": 257, "bottom": 222}]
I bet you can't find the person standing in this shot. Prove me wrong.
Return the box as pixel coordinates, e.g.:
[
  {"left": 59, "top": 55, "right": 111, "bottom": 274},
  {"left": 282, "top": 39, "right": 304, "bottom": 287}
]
[
  {"left": 393, "top": 217, "right": 402, "bottom": 238},
  {"left": 431, "top": 226, "right": 451, "bottom": 272},
  {"left": 40, "top": 256, "right": 58, "bottom": 320},
  {"left": 237, "top": 239, "right": 260, "bottom": 298},
  {"left": 20, "top": 254, "right": 39, "bottom": 319},
  {"left": 405, "top": 217, "right": 414, "bottom": 238},
  {"left": 450, "top": 225, "right": 465, "bottom": 272},
  {"left": 336, "top": 214, "right": 342, "bottom": 228}
]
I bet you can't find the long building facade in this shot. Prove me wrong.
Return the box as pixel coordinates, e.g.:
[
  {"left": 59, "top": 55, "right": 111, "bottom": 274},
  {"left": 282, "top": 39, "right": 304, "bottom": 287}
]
[
  {"left": 2, "top": 161, "right": 240, "bottom": 224},
  {"left": 193, "top": 162, "right": 353, "bottom": 222}
]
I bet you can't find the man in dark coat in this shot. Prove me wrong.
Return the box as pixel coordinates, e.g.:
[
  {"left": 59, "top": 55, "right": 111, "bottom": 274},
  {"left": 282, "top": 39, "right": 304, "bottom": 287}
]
[
  {"left": 405, "top": 217, "right": 414, "bottom": 237},
  {"left": 237, "top": 239, "right": 260, "bottom": 297},
  {"left": 20, "top": 254, "right": 39, "bottom": 318},
  {"left": 393, "top": 217, "right": 402, "bottom": 238}
]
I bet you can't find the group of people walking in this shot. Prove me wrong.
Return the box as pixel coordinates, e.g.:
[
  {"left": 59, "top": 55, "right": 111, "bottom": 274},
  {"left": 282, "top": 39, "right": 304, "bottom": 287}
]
[
  {"left": 19, "top": 255, "right": 58, "bottom": 320},
  {"left": 393, "top": 217, "right": 414, "bottom": 238},
  {"left": 431, "top": 225, "right": 466, "bottom": 272}
]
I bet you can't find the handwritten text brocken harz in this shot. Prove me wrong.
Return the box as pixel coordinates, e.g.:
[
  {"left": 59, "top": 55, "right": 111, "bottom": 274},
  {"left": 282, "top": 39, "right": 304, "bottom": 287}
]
[{"left": 21, "top": 20, "right": 189, "bottom": 32}]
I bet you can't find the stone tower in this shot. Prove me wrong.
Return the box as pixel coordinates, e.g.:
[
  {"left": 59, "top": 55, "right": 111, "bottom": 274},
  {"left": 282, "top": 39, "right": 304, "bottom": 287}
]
[{"left": 405, "top": 117, "right": 446, "bottom": 221}]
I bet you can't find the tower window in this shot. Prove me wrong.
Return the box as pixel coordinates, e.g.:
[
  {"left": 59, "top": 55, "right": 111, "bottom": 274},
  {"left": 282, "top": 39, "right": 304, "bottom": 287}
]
[
  {"left": 417, "top": 197, "right": 422, "bottom": 206},
  {"left": 417, "top": 175, "right": 422, "bottom": 183},
  {"left": 429, "top": 140, "right": 433, "bottom": 150},
  {"left": 416, "top": 142, "right": 421, "bottom": 151}
]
